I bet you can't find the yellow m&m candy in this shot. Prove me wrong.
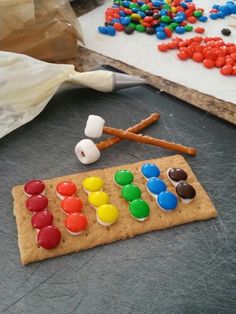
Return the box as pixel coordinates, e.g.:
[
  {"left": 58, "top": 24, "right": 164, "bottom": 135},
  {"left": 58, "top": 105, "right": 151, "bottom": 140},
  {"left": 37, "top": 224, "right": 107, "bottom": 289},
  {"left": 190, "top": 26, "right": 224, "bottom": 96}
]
[
  {"left": 82, "top": 176, "right": 104, "bottom": 193},
  {"left": 97, "top": 204, "right": 119, "bottom": 227},
  {"left": 88, "top": 191, "right": 109, "bottom": 208}
]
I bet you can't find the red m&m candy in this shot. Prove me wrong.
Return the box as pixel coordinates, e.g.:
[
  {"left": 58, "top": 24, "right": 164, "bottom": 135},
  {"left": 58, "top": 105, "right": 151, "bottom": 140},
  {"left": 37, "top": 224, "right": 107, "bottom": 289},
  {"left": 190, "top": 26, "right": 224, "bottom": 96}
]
[
  {"left": 31, "top": 211, "right": 53, "bottom": 229},
  {"left": 56, "top": 181, "right": 77, "bottom": 200},
  {"left": 26, "top": 194, "right": 48, "bottom": 212},
  {"left": 37, "top": 225, "right": 61, "bottom": 249},
  {"left": 61, "top": 196, "right": 83, "bottom": 215},
  {"left": 24, "top": 179, "right": 45, "bottom": 196}
]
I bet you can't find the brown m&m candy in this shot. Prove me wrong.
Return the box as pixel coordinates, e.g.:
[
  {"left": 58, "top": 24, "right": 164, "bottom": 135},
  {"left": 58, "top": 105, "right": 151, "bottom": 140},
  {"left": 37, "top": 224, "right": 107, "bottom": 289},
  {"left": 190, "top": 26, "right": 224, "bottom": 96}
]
[
  {"left": 176, "top": 182, "right": 196, "bottom": 204},
  {"left": 167, "top": 168, "right": 188, "bottom": 187}
]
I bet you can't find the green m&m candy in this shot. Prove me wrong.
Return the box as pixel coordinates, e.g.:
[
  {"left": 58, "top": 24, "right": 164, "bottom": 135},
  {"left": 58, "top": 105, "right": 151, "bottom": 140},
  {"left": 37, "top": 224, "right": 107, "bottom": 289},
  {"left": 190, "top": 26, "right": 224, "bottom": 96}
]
[
  {"left": 169, "top": 22, "right": 178, "bottom": 30},
  {"left": 114, "top": 170, "right": 134, "bottom": 186},
  {"left": 136, "top": 24, "right": 146, "bottom": 32},
  {"left": 141, "top": 4, "right": 150, "bottom": 11},
  {"left": 129, "top": 199, "right": 150, "bottom": 221},
  {"left": 121, "top": 184, "right": 141, "bottom": 202},
  {"left": 193, "top": 10, "right": 202, "bottom": 18},
  {"left": 128, "top": 22, "right": 136, "bottom": 29},
  {"left": 160, "top": 16, "right": 171, "bottom": 24},
  {"left": 184, "top": 25, "right": 193, "bottom": 32}
]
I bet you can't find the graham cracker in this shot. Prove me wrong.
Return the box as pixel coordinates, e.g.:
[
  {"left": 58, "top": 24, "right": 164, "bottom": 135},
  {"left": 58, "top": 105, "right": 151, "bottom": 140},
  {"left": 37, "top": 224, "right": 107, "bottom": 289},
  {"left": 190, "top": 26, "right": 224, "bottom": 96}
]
[{"left": 12, "top": 155, "right": 217, "bottom": 265}]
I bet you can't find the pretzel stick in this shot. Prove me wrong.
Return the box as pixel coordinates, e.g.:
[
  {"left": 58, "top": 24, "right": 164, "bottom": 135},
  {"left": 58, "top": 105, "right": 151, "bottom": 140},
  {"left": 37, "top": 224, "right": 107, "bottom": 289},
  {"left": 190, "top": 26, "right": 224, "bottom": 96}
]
[
  {"left": 96, "top": 113, "right": 160, "bottom": 151},
  {"left": 102, "top": 127, "right": 197, "bottom": 156}
]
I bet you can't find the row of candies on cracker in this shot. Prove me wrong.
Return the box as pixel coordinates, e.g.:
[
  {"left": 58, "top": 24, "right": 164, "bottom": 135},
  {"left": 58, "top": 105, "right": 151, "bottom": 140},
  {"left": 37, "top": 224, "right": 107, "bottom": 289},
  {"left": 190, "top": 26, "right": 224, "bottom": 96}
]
[{"left": 23, "top": 163, "right": 196, "bottom": 250}]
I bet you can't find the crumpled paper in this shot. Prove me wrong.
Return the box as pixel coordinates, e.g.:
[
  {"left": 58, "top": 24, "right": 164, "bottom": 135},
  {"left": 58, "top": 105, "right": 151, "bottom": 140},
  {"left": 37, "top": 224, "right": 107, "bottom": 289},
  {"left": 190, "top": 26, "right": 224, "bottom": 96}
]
[{"left": 0, "top": 51, "right": 115, "bottom": 139}]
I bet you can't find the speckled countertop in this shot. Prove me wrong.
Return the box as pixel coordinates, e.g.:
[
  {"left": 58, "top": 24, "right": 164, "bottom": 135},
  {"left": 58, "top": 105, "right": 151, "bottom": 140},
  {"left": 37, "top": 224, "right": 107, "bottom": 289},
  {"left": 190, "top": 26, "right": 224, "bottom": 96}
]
[{"left": 70, "top": 0, "right": 236, "bottom": 124}]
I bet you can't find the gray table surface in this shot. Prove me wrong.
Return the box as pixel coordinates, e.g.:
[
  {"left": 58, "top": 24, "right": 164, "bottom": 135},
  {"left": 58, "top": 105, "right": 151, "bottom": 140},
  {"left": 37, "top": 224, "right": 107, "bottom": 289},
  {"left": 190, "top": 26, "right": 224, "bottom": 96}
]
[{"left": 0, "top": 79, "right": 236, "bottom": 313}]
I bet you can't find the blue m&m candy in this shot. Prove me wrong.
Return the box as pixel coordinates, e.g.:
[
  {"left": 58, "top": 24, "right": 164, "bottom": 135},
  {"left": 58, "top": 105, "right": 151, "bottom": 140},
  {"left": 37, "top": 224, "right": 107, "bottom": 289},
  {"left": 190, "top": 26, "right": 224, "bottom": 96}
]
[
  {"left": 157, "top": 191, "right": 178, "bottom": 211},
  {"left": 156, "top": 31, "right": 167, "bottom": 39},
  {"left": 147, "top": 178, "right": 166, "bottom": 196},
  {"left": 98, "top": 26, "right": 107, "bottom": 34},
  {"left": 141, "top": 163, "right": 160, "bottom": 179},
  {"left": 107, "top": 26, "right": 116, "bottom": 36}
]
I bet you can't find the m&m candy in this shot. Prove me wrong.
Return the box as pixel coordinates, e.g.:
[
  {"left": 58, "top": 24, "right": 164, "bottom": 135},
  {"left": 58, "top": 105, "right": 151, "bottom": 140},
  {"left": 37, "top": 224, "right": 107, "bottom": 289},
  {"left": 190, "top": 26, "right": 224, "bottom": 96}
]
[
  {"left": 121, "top": 184, "right": 142, "bottom": 202},
  {"left": 61, "top": 196, "right": 83, "bottom": 215},
  {"left": 65, "top": 213, "right": 88, "bottom": 236},
  {"left": 82, "top": 176, "right": 104, "bottom": 193},
  {"left": 167, "top": 168, "right": 188, "bottom": 187},
  {"left": 157, "top": 191, "right": 178, "bottom": 211},
  {"left": 31, "top": 211, "right": 54, "bottom": 229},
  {"left": 24, "top": 179, "right": 45, "bottom": 196},
  {"left": 56, "top": 181, "right": 77, "bottom": 200},
  {"left": 176, "top": 182, "right": 196, "bottom": 204},
  {"left": 98, "top": 0, "right": 208, "bottom": 39},
  {"left": 146, "top": 177, "right": 167, "bottom": 197},
  {"left": 97, "top": 204, "right": 119, "bottom": 227},
  {"left": 26, "top": 194, "right": 48, "bottom": 213},
  {"left": 114, "top": 169, "right": 134, "bottom": 186},
  {"left": 221, "top": 28, "right": 231, "bottom": 36},
  {"left": 158, "top": 35, "right": 236, "bottom": 76},
  {"left": 141, "top": 163, "right": 160, "bottom": 179},
  {"left": 129, "top": 199, "right": 150, "bottom": 221},
  {"left": 88, "top": 191, "right": 109, "bottom": 208},
  {"left": 37, "top": 225, "right": 61, "bottom": 249}
]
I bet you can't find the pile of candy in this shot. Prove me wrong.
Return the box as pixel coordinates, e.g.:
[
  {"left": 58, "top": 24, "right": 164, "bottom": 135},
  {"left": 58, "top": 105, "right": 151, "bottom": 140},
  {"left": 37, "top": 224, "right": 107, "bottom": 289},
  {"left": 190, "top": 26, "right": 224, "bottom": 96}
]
[
  {"left": 98, "top": 0, "right": 208, "bottom": 39},
  {"left": 158, "top": 36, "right": 236, "bottom": 75},
  {"left": 209, "top": 1, "right": 236, "bottom": 20}
]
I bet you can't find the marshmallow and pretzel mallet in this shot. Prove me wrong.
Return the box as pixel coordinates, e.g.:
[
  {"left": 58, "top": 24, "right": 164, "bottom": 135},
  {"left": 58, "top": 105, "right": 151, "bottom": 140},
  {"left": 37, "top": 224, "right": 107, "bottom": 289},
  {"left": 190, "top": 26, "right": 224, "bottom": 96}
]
[{"left": 75, "top": 114, "right": 197, "bottom": 164}]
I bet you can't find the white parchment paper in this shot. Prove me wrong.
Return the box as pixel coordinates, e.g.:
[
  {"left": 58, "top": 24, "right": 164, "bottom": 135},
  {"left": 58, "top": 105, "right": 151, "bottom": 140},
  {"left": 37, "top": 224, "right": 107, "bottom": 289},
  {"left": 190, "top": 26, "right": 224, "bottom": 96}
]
[{"left": 79, "top": 0, "right": 236, "bottom": 104}]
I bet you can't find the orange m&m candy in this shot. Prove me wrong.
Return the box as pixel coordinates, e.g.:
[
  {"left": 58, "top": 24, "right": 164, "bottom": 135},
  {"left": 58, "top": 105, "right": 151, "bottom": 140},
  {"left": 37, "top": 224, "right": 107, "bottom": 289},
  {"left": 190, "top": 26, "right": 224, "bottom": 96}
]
[
  {"left": 220, "top": 65, "right": 233, "bottom": 76},
  {"left": 203, "top": 59, "right": 215, "bottom": 69},
  {"left": 65, "top": 213, "right": 88, "bottom": 235},
  {"left": 61, "top": 196, "right": 83, "bottom": 215},
  {"left": 56, "top": 181, "right": 76, "bottom": 200}
]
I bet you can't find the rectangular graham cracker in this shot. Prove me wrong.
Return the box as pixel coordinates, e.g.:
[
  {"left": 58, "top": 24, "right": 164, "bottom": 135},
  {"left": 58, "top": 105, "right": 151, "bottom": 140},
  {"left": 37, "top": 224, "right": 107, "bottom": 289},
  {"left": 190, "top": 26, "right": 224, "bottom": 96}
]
[{"left": 12, "top": 155, "right": 217, "bottom": 265}]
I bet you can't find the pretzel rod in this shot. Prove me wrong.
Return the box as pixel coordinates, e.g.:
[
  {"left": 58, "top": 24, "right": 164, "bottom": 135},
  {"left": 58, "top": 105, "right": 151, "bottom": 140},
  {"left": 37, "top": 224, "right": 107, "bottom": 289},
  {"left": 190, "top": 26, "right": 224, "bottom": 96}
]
[
  {"left": 96, "top": 113, "right": 160, "bottom": 151},
  {"left": 103, "top": 126, "right": 197, "bottom": 156}
]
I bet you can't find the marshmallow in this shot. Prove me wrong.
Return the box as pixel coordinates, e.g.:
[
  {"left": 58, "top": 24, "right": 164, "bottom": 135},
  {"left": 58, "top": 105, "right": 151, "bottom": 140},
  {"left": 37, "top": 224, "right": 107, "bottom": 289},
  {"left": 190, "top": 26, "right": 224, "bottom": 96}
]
[
  {"left": 75, "top": 139, "right": 101, "bottom": 164},
  {"left": 85, "top": 115, "right": 105, "bottom": 138}
]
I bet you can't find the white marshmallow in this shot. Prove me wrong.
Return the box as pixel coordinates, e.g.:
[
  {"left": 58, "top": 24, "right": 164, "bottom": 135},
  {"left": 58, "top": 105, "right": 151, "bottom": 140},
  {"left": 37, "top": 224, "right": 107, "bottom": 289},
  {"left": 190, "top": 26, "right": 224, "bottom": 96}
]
[
  {"left": 85, "top": 115, "right": 105, "bottom": 138},
  {"left": 75, "top": 139, "right": 101, "bottom": 164}
]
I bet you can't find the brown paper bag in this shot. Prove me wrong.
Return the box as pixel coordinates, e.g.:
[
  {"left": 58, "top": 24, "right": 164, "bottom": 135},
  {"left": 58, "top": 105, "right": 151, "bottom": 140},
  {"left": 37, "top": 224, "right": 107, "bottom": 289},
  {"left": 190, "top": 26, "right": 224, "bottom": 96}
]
[{"left": 0, "top": 0, "right": 83, "bottom": 62}]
